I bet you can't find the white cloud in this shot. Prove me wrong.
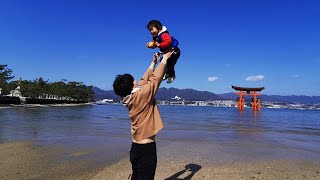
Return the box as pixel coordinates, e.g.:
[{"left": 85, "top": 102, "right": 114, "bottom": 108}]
[
  {"left": 208, "top": 76, "right": 219, "bottom": 82},
  {"left": 245, "top": 75, "right": 264, "bottom": 81}
]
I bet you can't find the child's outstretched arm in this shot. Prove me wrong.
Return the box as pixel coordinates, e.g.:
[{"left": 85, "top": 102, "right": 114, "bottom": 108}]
[{"left": 146, "top": 41, "right": 157, "bottom": 49}]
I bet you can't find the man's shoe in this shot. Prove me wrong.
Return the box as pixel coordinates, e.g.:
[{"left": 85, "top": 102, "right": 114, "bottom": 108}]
[{"left": 167, "top": 76, "right": 176, "bottom": 83}]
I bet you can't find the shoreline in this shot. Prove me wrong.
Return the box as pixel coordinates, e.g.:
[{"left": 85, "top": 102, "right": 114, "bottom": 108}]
[
  {"left": 0, "top": 102, "right": 94, "bottom": 109},
  {"left": 1, "top": 102, "right": 319, "bottom": 111},
  {"left": 94, "top": 102, "right": 320, "bottom": 111}
]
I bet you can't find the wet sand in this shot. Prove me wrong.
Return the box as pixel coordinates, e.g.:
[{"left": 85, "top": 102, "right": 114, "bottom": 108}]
[
  {"left": 1, "top": 141, "right": 319, "bottom": 180},
  {"left": 0, "top": 141, "right": 102, "bottom": 180}
]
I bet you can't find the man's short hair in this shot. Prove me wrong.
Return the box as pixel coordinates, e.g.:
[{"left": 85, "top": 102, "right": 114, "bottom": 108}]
[{"left": 113, "top": 74, "right": 134, "bottom": 97}]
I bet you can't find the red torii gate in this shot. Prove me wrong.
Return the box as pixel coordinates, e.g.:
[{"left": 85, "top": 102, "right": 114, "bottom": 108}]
[{"left": 232, "top": 85, "right": 265, "bottom": 111}]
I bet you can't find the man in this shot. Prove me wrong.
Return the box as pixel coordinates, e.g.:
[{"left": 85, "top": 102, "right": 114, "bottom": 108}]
[{"left": 113, "top": 51, "right": 173, "bottom": 180}]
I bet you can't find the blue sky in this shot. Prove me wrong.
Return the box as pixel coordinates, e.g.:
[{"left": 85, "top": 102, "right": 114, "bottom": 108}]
[{"left": 1, "top": 0, "right": 319, "bottom": 96}]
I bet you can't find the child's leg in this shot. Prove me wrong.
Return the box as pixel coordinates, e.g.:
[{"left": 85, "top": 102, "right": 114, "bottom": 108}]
[{"left": 166, "top": 48, "right": 181, "bottom": 77}]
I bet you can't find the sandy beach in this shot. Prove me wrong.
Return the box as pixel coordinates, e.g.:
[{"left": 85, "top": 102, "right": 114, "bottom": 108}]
[
  {"left": 1, "top": 140, "right": 319, "bottom": 180},
  {"left": 93, "top": 140, "right": 320, "bottom": 180},
  {"left": 93, "top": 158, "right": 320, "bottom": 180}
]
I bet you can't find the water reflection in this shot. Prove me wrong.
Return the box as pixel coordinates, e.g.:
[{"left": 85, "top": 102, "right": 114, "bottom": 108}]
[{"left": 0, "top": 105, "right": 130, "bottom": 144}]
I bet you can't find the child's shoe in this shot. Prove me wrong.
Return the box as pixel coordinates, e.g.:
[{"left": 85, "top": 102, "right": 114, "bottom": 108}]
[
  {"left": 167, "top": 76, "right": 176, "bottom": 83},
  {"left": 163, "top": 74, "right": 170, "bottom": 81}
]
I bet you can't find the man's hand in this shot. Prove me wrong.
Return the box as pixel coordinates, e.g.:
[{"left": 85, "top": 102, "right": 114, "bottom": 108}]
[
  {"left": 161, "top": 50, "right": 174, "bottom": 64},
  {"left": 153, "top": 53, "right": 159, "bottom": 63},
  {"left": 149, "top": 53, "right": 159, "bottom": 70}
]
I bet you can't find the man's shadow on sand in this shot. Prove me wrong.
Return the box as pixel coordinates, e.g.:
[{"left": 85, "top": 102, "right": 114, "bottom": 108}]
[{"left": 165, "top": 163, "right": 202, "bottom": 180}]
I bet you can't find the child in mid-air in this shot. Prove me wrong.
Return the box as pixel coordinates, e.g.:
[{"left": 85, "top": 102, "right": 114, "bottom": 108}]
[{"left": 146, "top": 20, "right": 181, "bottom": 83}]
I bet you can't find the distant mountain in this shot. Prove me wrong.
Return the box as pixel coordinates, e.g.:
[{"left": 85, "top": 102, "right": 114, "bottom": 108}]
[
  {"left": 217, "top": 92, "right": 238, "bottom": 100},
  {"left": 92, "top": 87, "right": 119, "bottom": 101},
  {"left": 156, "top": 87, "right": 221, "bottom": 101},
  {"left": 93, "top": 87, "right": 221, "bottom": 101},
  {"left": 261, "top": 95, "right": 320, "bottom": 104},
  {"left": 93, "top": 87, "right": 320, "bottom": 104}
]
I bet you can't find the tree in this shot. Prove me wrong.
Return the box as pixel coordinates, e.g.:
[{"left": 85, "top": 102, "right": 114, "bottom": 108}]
[
  {"left": 33, "top": 77, "right": 49, "bottom": 98},
  {"left": 0, "top": 64, "right": 15, "bottom": 94},
  {"left": 50, "top": 81, "right": 68, "bottom": 99},
  {"left": 18, "top": 80, "right": 33, "bottom": 97},
  {"left": 0, "top": 64, "right": 94, "bottom": 102}
]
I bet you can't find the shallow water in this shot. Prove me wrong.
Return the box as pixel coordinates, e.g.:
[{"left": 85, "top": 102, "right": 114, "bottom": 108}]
[{"left": 1, "top": 104, "right": 320, "bottom": 162}]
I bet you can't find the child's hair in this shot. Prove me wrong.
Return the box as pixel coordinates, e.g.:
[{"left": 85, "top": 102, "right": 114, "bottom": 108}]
[
  {"left": 113, "top": 74, "right": 134, "bottom": 97},
  {"left": 147, "top": 20, "right": 163, "bottom": 31}
]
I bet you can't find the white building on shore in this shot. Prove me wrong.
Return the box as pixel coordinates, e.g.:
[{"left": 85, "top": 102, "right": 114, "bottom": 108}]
[{"left": 9, "top": 86, "right": 22, "bottom": 97}]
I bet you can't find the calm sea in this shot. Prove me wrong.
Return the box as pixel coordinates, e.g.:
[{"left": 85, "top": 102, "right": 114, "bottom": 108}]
[{"left": 1, "top": 104, "right": 320, "bottom": 162}]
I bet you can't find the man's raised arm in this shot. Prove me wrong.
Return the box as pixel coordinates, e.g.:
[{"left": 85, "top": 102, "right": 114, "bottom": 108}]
[
  {"left": 147, "top": 51, "right": 174, "bottom": 95},
  {"left": 138, "top": 53, "right": 159, "bottom": 86}
]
